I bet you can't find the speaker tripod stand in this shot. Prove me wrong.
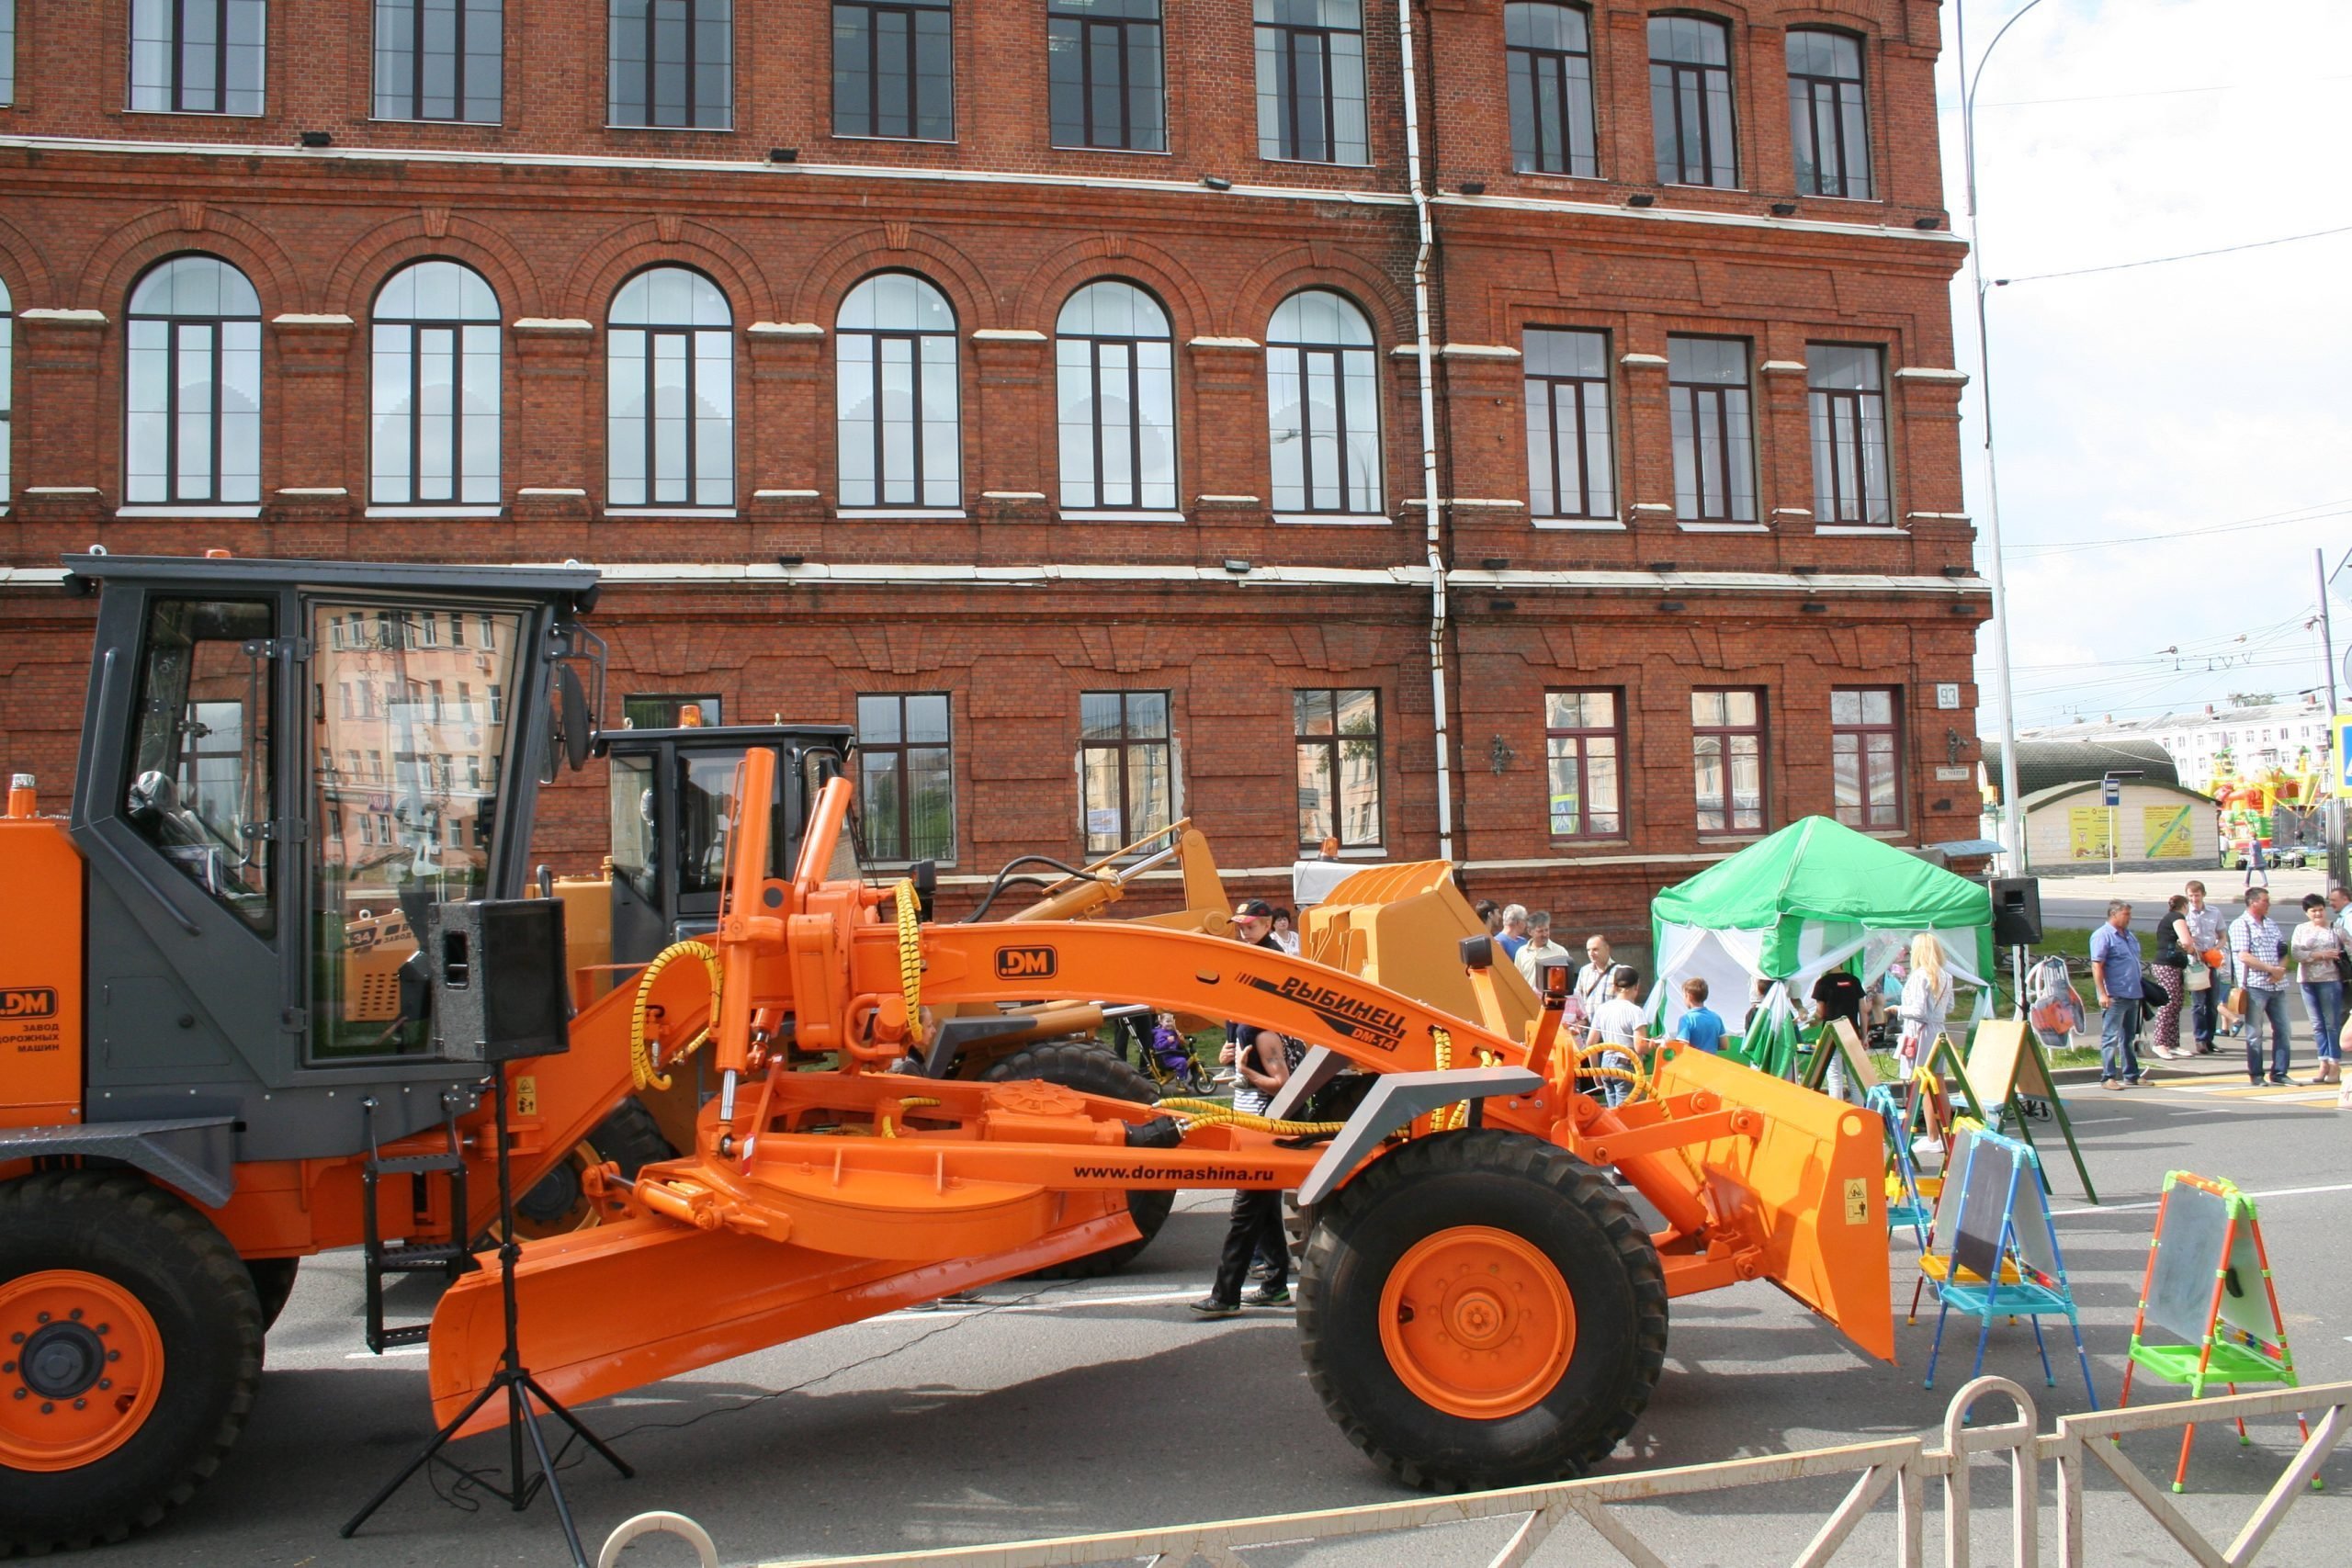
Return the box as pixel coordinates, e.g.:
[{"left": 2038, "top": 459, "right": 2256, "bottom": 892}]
[{"left": 341, "top": 1062, "right": 632, "bottom": 1564}]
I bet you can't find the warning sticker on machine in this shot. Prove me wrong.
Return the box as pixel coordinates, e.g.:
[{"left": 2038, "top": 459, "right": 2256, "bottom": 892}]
[
  {"left": 1843, "top": 1177, "right": 1869, "bottom": 1225},
  {"left": 0, "top": 987, "right": 62, "bottom": 1054}
]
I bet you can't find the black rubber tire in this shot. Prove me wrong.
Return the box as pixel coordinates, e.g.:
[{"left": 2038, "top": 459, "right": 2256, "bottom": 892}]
[
  {"left": 0, "top": 1172, "right": 264, "bottom": 1554},
  {"left": 979, "top": 1042, "right": 1172, "bottom": 1278},
  {"left": 514, "top": 1099, "right": 679, "bottom": 1233},
  {"left": 1297, "top": 1129, "right": 1668, "bottom": 1491},
  {"left": 245, "top": 1258, "right": 300, "bottom": 1332}
]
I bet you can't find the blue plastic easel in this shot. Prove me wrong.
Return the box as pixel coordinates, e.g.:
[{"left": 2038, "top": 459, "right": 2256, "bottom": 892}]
[
  {"left": 1868, "top": 1085, "right": 1930, "bottom": 1249},
  {"left": 1923, "top": 1127, "right": 2098, "bottom": 1408}
]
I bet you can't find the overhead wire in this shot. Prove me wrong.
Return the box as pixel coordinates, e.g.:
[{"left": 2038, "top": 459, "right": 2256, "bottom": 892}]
[{"left": 1995, "top": 224, "right": 2352, "bottom": 286}]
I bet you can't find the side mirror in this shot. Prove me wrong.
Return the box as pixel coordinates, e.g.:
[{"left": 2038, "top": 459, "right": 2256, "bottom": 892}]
[{"left": 555, "top": 664, "right": 593, "bottom": 773}]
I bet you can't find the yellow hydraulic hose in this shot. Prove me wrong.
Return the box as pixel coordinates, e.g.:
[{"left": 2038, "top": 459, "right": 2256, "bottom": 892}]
[{"left": 629, "top": 940, "right": 721, "bottom": 1092}]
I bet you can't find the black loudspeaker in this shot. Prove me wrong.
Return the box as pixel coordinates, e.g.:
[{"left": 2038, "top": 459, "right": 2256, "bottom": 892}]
[
  {"left": 430, "top": 898, "right": 573, "bottom": 1063},
  {"left": 1986, "top": 876, "right": 2042, "bottom": 946}
]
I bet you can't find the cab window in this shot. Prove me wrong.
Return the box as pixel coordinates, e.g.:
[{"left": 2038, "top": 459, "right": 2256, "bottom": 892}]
[{"left": 124, "top": 598, "right": 277, "bottom": 935}]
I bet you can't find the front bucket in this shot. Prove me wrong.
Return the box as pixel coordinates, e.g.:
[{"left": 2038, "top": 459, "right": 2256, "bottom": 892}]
[
  {"left": 1650, "top": 1045, "right": 1895, "bottom": 1361},
  {"left": 426, "top": 1205, "right": 1137, "bottom": 1438}
]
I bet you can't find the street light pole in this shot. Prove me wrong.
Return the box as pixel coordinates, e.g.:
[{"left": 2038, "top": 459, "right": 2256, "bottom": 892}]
[{"left": 1956, "top": 0, "right": 2048, "bottom": 878}]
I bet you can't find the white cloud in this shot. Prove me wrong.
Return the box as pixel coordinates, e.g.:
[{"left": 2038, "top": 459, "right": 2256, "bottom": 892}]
[{"left": 1939, "top": 0, "right": 2352, "bottom": 733}]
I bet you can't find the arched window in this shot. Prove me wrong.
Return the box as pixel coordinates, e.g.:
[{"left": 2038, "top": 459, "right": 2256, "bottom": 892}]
[
  {"left": 126, "top": 255, "right": 262, "bottom": 506},
  {"left": 836, "top": 273, "right": 960, "bottom": 510},
  {"left": 371, "top": 261, "right": 501, "bottom": 508},
  {"left": 607, "top": 266, "right": 734, "bottom": 509},
  {"left": 1505, "top": 4, "right": 1597, "bottom": 178},
  {"left": 1787, "top": 29, "right": 1871, "bottom": 199},
  {"left": 1056, "top": 281, "right": 1175, "bottom": 513},
  {"left": 1266, "top": 288, "right": 1381, "bottom": 517},
  {"left": 1648, "top": 14, "right": 1737, "bottom": 188},
  {"left": 0, "top": 276, "right": 11, "bottom": 506}
]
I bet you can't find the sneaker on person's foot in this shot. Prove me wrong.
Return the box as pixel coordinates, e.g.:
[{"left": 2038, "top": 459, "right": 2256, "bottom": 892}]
[
  {"left": 1244, "top": 1284, "right": 1292, "bottom": 1307},
  {"left": 2268, "top": 1077, "right": 2300, "bottom": 1087},
  {"left": 2099, "top": 1078, "right": 2124, "bottom": 1090},
  {"left": 1189, "top": 1296, "right": 1242, "bottom": 1319}
]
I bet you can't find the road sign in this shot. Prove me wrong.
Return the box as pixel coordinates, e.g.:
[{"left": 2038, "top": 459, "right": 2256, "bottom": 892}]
[
  {"left": 2101, "top": 779, "right": 2120, "bottom": 807},
  {"left": 2334, "top": 713, "right": 2352, "bottom": 793}
]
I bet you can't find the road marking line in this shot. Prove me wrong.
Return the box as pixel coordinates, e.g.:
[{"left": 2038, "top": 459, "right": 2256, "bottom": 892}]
[
  {"left": 2051, "top": 1179, "right": 2352, "bottom": 1218},
  {"left": 343, "top": 1345, "right": 430, "bottom": 1359}
]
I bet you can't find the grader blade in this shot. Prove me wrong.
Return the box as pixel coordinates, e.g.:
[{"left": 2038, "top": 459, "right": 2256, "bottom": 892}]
[
  {"left": 1648, "top": 1045, "right": 1895, "bottom": 1360},
  {"left": 426, "top": 1206, "right": 1139, "bottom": 1438}
]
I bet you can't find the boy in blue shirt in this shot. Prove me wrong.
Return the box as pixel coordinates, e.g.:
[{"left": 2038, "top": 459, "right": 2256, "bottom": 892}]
[{"left": 1671, "top": 976, "right": 1727, "bottom": 1055}]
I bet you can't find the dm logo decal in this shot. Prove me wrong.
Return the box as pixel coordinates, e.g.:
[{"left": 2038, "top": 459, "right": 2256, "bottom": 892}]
[
  {"left": 1238, "top": 973, "right": 1406, "bottom": 1051},
  {"left": 994, "top": 945, "right": 1060, "bottom": 980},
  {"left": 0, "top": 988, "right": 57, "bottom": 1020}
]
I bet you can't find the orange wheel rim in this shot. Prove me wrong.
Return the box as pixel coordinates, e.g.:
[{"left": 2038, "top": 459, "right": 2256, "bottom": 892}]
[
  {"left": 0, "top": 1270, "right": 164, "bottom": 1471},
  {"left": 1377, "top": 1225, "right": 1574, "bottom": 1420}
]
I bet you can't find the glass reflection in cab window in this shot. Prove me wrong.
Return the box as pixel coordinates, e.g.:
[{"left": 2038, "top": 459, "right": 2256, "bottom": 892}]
[{"left": 307, "top": 600, "right": 525, "bottom": 1060}]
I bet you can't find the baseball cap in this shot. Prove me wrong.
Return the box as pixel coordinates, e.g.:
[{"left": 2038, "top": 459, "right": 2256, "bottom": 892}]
[{"left": 1233, "top": 898, "right": 1275, "bottom": 919}]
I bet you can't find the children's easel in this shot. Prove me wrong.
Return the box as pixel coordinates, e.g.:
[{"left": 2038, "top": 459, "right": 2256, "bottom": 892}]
[
  {"left": 1800, "top": 1019, "right": 1883, "bottom": 1102},
  {"left": 1908, "top": 1120, "right": 2004, "bottom": 1325},
  {"left": 2120, "top": 1170, "right": 2312, "bottom": 1493},
  {"left": 1867, "top": 1085, "right": 1930, "bottom": 1248},
  {"left": 1922, "top": 1128, "right": 2099, "bottom": 1408},
  {"left": 1960, "top": 1021, "right": 2098, "bottom": 1203}
]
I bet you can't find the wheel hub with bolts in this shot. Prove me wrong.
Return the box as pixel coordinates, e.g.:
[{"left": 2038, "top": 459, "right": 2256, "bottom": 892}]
[
  {"left": 0, "top": 1270, "right": 162, "bottom": 1472},
  {"left": 1378, "top": 1224, "right": 1577, "bottom": 1419}
]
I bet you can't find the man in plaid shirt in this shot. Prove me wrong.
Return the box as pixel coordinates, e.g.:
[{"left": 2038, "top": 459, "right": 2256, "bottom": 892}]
[{"left": 2230, "top": 888, "right": 2296, "bottom": 1086}]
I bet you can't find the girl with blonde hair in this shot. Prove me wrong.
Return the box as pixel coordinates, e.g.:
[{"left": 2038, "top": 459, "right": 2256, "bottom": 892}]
[{"left": 1896, "top": 932, "right": 1956, "bottom": 1070}]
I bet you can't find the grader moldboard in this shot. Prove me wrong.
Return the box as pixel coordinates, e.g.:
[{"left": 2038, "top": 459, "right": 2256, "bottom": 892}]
[{"left": 0, "top": 553, "right": 1892, "bottom": 1554}]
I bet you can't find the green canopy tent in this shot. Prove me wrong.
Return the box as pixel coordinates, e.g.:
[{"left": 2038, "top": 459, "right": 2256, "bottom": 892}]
[{"left": 1647, "top": 817, "right": 1996, "bottom": 1070}]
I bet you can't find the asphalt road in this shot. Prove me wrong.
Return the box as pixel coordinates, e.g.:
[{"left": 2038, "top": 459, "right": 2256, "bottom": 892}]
[{"left": 96, "top": 1083, "right": 2352, "bottom": 1568}]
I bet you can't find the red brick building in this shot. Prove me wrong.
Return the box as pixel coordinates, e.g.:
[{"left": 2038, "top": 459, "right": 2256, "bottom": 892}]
[{"left": 0, "top": 0, "right": 1986, "bottom": 933}]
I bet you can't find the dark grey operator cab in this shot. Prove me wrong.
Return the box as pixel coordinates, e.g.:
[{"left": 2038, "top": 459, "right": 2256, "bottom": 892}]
[
  {"left": 600, "top": 725, "right": 854, "bottom": 967},
  {"left": 62, "top": 553, "right": 600, "bottom": 1167}
]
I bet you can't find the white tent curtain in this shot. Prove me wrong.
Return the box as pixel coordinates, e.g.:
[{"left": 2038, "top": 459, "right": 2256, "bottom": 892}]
[{"left": 1647, "top": 924, "right": 1993, "bottom": 1037}]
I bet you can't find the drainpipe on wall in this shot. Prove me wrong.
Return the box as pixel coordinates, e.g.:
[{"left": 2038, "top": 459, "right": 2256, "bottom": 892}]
[{"left": 1396, "top": 0, "right": 1455, "bottom": 864}]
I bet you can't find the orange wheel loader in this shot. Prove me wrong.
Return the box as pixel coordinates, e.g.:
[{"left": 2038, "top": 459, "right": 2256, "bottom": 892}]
[{"left": 0, "top": 553, "right": 1894, "bottom": 1553}]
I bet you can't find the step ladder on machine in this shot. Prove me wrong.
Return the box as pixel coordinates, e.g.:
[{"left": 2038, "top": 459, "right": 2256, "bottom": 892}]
[{"left": 359, "top": 1090, "right": 478, "bottom": 1352}]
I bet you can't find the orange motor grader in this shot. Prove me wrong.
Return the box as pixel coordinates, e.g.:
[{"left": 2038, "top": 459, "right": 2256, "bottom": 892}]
[{"left": 0, "top": 552, "right": 1891, "bottom": 1554}]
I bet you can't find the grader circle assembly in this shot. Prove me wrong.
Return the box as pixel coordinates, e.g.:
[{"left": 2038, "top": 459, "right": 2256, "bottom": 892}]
[{"left": 0, "top": 554, "right": 1894, "bottom": 1551}]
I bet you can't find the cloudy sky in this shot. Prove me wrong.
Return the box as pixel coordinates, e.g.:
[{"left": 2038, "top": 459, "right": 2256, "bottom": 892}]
[{"left": 1937, "top": 0, "right": 2352, "bottom": 735}]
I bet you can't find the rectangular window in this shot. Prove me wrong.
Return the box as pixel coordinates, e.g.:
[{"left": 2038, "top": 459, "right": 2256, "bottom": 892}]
[
  {"left": 857, "top": 693, "right": 956, "bottom": 863},
  {"left": 1544, "top": 690, "right": 1623, "bottom": 839},
  {"left": 1668, "top": 335, "right": 1754, "bottom": 523},
  {"left": 1806, "top": 344, "right": 1891, "bottom": 525},
  {"left": 1787, "top": 28, "right": 1871, "bottom": 199},
  {"left": 307, "top": 599, "right": 526, "bottom": 1061},
  {"left": 130, "top": 0, "right": 267, "bottom": 115},
  {"left": 1831, "top": 687, "right": 1902, "bottom": 829},
  {"left": 622, "top": 694, "right": 721, "bottom": 728},
  {"left": 1295, "top": 688, "right": 1381, "bottom": 850},
  {"left": 609, "top": 0, "right": 732, "bottom": 129},
  {"left": 1079, "top": 690, "right": 1172, "bottom": 852},
  {"left": 833, "top": 0, "right": 954, "bottom": 141},
  {"left": 1047, "top": 0, "right": 1164, "bottom": 152},
  {"left": 1505, "top": 3, "right": 1598, "bottom": 177},
  {"left": 1692, "top": 688, "right": 1766, "bottom": 835},
  {"left": 1, "top": 0, "right": 15, "bottom": 107},
  {"left": 1647, "top": 14, "right": 1736, "bottom": 187},
  {"left": 374, "top": 0, "right": 501, "bottom": 122},
  {"left": 1522, "top": 328, "right": 1613, "bottom": 520},
  {"left": 1254, "top": 0, "right": 1368, "bottom": 165}
]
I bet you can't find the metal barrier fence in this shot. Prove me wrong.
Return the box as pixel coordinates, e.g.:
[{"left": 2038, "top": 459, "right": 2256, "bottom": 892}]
[{"left": 665, "top": 1377, "right": 2348, "bottom": 1568}]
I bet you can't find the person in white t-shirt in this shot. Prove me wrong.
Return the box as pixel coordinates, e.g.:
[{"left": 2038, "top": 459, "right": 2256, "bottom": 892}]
[{"left": 1582, "top": 965, "right": 1649, "bottom": 1109}]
